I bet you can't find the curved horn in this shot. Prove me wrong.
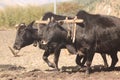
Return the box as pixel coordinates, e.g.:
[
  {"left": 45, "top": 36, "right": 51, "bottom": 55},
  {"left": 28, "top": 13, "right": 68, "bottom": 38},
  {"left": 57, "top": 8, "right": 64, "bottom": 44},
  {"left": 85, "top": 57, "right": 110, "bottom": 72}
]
[
  {"left": 65, "top": 17, "right": 68, "bottom": 23},
  {"left": 51, "top": 16, "right": 54, "bottom": 22},
  {"left": 15, "top": 24, "right": 19, "bottom": 28},
  {"left": 47, "top": 18, "right": 50, "bottom": 22},
  {"left": 74, "top": 16, "right": 77, "bottom": 20},
  {"left": 15, "top": 24, "right": 19, "bottom": 29},
  {"left": 65, "top": 17, "right": 68, "bottom": 20}
]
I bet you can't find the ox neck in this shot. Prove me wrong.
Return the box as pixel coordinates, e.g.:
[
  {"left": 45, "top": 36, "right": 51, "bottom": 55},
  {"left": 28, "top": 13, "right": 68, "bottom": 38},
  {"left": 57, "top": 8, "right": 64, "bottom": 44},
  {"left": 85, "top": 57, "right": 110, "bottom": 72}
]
[{"left": 31, "top": 29, "right": 40, "bottom": 41}]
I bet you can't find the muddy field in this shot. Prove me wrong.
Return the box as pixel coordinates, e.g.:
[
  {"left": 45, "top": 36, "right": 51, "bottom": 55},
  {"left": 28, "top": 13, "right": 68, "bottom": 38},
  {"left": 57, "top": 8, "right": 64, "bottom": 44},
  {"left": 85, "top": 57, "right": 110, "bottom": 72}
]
[{"left": 0, "top": 30, "right": 120, "bottom": 80}]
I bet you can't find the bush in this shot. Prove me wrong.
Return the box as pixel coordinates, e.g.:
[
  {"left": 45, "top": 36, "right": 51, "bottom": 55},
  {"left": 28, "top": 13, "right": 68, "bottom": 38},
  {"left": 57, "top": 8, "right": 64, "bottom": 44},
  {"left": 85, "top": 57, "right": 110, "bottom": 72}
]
[
  {"left": 0, "top": 0, "right": 120, "bottom": 28},
  {"left": 0, "top": 5, "right": 53, "bottom": 28}
]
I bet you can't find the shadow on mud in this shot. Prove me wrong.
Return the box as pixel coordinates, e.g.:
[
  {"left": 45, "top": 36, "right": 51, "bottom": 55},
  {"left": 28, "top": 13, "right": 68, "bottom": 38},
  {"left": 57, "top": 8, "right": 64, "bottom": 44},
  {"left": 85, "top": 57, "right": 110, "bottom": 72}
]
[
  {"left": 0, "top": 64, "right": 25, "bottom": 71},
  {"left": 91, "top": 65, "right": 120, "bottom": 73},
  {"left": 45, "top": 65, "right": 120, "bottom": 74}
]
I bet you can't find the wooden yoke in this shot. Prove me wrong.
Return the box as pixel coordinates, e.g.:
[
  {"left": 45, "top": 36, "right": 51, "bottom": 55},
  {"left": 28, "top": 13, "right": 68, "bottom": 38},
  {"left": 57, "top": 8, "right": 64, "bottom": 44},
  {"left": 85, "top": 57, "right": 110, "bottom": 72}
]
[
  {"left": 72, "top": 16, "right": 77, "bottom": 43},
  {"left": 35, "top": 18, "right": 50, "bottom": 24},
  {"left": 58, "top": 16, "right": 83, "bottom": 43},
  {"left": 58, "top": 16, "right": 83, "bottom": 23}
]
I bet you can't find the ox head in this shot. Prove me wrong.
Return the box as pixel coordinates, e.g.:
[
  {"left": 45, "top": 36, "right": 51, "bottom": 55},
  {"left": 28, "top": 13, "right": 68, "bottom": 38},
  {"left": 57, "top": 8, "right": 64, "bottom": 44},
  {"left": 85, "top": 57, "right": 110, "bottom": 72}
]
[
  {"left": 40, "top": 21, "right": 64, "bottom": 45},
  {"left": 13, "top": 21, "right": 35, "bottom": 51},
  {"left": 40, "top": 18, "right": 84, "bottom": 45}
]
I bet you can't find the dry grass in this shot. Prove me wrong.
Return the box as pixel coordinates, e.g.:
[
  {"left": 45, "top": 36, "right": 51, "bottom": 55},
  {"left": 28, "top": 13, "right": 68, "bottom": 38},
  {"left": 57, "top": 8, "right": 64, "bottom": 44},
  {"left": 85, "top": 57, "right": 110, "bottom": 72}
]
[
  {"left": 94, "top": 0, "right": 120, "bottom": 17},
  {"left": 0, "top": 5, "right": 53, "bottom": 28},
  {"left": 0, "top": 0, "right": 120, "bottom": 28}
]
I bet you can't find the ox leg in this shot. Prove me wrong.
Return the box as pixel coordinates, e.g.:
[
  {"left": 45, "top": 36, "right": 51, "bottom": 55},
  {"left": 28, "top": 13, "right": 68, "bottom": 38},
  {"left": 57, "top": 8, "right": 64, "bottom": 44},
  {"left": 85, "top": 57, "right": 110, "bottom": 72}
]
[
  {"left": 110, "top": 52, "right": 118, "bottom": 68},
  {"left": 81, "top": 55, "right": 87, "bottom": 67},
  {"left": 86, "top": 51, "right": 95, "bottom": 74},
  {"left": 74, "top": 54, "right": 87, "bottom": 71},
  {"left": 76, "top": 54, "right": 83, "bottom": 66},
  {"left": 101, "top": 53, "right": 108, "bottom": 67},
  {"left": 43, "top": 49, "right": 55, "bottom": 68},
  {"left": 75, "top": 55, "right": 84, "bottom": 71},
  {"left": 54, "top": 48, "right": 61, "bottom": 71},
  {"left": 53, "top": 43, "right": 64, "bottom": 71},
  {"left": 76, "top": 54, "right": 86, "bottom": 67}
]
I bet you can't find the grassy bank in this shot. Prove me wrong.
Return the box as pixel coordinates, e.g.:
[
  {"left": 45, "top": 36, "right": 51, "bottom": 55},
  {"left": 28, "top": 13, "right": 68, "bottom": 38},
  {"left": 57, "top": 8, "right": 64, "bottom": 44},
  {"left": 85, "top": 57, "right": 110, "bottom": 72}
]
[
  {"left": 0, "top": 0, "right": 120, "bottom": 28},
  {"left": 0, "top": 5, "right": 53, "bottom": 28},
  {"left": 0, "top": 1, "right": 95, "bottom": 28}
]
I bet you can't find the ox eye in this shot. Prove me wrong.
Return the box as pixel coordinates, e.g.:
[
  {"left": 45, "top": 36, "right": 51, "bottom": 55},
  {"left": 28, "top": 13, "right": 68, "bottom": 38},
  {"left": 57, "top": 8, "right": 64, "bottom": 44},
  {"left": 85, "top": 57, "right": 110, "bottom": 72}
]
[{"left": 18, "top": 30, "right": 22, "bottom": 35}]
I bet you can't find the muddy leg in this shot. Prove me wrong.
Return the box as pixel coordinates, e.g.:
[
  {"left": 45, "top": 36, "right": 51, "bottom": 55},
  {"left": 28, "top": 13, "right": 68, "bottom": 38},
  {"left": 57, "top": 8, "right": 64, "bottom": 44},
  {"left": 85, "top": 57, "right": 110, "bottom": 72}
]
[
  {"left": 86, "top": 52, "right": 94, "bottom": 74},
  {"left": 110, "top": 52, "right": 118, "bottom": 68},
  {"left": 43, "top": 49, "right": 55, "bottom": 68},
  {"left": 76, "top": 54, "right": 82, "bottom": 66},
  {"left": 101, "top": 53, "right": 108, "bottom": 67},
  {"left": 54, "top": 48, "right": 61, "bottom": 71},
  {"left": 81, "top": 55, "right": 87, "bottom": 67},
  {"left": 73, "top": 54, "right": 86, "bottom": 71}
]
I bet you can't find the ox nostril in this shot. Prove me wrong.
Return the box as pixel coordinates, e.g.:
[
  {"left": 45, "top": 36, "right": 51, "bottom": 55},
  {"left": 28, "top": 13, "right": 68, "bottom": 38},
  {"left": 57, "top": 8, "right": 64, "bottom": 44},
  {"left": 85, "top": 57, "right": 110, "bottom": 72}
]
[
  {"left": 41, "top": 40, "right": 47, "bottom": 45},
  {"left": 41, "top": 40, "right": 43, "bottom": 43},
  {"left": 13, "top": 45, "right": 17, "bottom": 49}
]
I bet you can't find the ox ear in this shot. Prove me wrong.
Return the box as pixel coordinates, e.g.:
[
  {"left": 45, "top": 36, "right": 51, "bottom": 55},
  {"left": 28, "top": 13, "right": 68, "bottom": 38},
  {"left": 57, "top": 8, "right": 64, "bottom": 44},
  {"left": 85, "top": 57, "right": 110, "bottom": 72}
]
[{"left": 26, "top": 21, "right": 35, "bottom": 30}]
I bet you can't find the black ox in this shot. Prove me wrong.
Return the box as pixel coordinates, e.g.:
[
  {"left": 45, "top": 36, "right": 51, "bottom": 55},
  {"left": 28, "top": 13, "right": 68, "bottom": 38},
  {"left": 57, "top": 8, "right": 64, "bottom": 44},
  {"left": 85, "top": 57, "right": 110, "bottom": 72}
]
[
  {"left": 12, "top": 11, "right": 109, "bottom": 71},
  {"left": 12, "top": 12, "right": 88, "bottom": 70},
  {"left": 40, "top": 10, "right": 120, "bottom": 74}
]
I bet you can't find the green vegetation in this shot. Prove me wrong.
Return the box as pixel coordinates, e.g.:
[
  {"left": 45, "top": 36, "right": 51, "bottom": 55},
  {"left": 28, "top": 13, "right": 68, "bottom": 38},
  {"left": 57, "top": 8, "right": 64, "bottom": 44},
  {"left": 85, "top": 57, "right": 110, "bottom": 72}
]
[
  {"left": 0, "top": 5, "right": 53, "bottom": 27},
  {"left": 0, "top": 0, "right": 120, "bottom": 28}
]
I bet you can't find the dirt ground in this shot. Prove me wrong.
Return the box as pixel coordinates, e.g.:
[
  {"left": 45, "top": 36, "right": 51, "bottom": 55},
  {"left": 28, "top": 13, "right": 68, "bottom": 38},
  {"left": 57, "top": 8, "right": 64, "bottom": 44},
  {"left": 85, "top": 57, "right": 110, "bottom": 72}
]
[{"left": 0, "top": 30, "right": 120, "bottom": 80}]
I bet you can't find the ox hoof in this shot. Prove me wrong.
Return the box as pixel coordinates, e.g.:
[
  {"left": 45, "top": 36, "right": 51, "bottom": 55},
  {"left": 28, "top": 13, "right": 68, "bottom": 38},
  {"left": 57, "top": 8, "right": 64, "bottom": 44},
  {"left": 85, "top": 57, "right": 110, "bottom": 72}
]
[
  {"left": 103, "top": 65, "right": 108, "bottom": 69},
  {"left": 85, "top": 70, "right": 90, "bottom": 75},
  {"left": 50, "top": 68, "right": 60, "bottom": 72},
  {"left": 48, "top": 63, "right": 55, "bottom": 68},
  {"left": 72, "top": 65, "right": 81, "bottom": 72},
  {"left": 108, "top": 67, "right": 115, "bottom": 71},
  {"left": 85, "top": 68, "right": 91, "bottom": 75},
  {"left": 103, "top": 64, "right": 108, "bottom": 68},
  {"left": 14, "top": 54, "right": 20, "bottom": 57},
  {"left": 84, "top": 73, "right": 90, "bottom": 77}
]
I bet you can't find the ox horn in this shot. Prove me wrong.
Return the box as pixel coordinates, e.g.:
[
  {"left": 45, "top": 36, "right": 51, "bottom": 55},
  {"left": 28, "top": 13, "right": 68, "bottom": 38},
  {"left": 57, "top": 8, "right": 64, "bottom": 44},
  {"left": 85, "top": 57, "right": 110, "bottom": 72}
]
[
  {"left": 65, "top": 17, "right": 68, "bottom": 20},
  {"left": 8, "top": 46, "right": 20, "bottom": 57},
  {"left": 51, "top": 16, "right": 54, "bottom": 22},
  {"left": 15, "top": 24, "right": 19, "bottom": 29},
  {"left": 15, "top": 24, "right": 19, "bottom": 28},
  {"left": 74, "top": 16, "right": 77, "bottom": 20},
  {"left": 35, "top": 18, "right": 50, "bottom": 24}
]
